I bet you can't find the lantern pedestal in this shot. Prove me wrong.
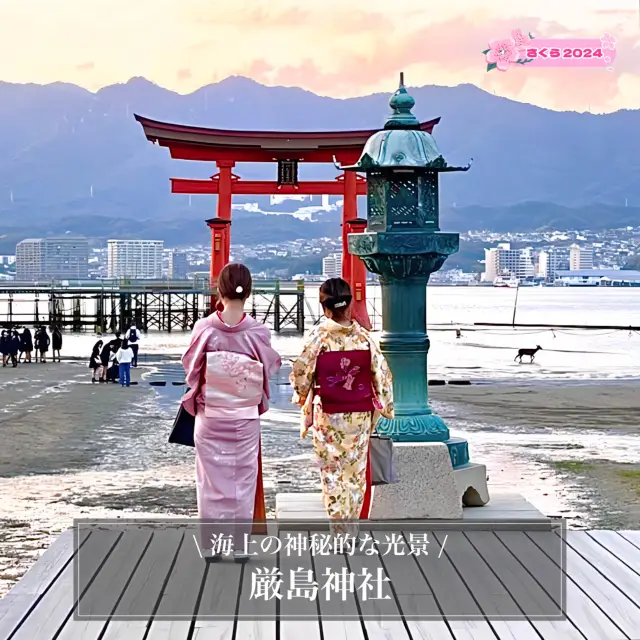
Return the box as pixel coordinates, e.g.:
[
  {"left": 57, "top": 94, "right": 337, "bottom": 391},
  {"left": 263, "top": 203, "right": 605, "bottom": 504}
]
[{"left": 369, "top": 443, "right": 463, "bottom": 519}]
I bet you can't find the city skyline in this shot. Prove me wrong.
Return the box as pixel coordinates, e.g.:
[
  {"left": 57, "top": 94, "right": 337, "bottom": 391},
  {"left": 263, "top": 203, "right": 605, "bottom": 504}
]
[{"left": 0, "top": 0, "right": 638, "bottom": 113}]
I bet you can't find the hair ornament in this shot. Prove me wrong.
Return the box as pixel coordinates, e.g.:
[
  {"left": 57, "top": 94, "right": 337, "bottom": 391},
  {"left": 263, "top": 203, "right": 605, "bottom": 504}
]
[
  {"left": 236, "top": 285, "right": 243, "bottom": 293},
  {"left": 334, "top": 301, "right": 347, "bottom": 308}
]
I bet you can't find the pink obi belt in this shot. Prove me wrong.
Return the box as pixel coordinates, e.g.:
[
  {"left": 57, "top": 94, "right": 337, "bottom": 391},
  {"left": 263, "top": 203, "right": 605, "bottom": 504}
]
[
  {"left": 315, "top": 349, "right": 374, "bottom": 414},
  {"left": 204, "top": 351, "right": 263, "bottom": 419}
]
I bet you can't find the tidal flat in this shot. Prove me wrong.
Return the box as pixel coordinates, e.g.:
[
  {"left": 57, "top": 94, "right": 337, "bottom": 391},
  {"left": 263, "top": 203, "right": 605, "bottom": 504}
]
[{"left": 1, "top": 361, "right": 639, "bottom": 598}]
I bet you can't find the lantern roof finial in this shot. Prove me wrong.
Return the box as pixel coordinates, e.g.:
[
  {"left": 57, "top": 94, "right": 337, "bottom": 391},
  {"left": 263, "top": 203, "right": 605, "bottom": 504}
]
[{"left": 386, "top": 72, "right": 419, "bottom": 130}]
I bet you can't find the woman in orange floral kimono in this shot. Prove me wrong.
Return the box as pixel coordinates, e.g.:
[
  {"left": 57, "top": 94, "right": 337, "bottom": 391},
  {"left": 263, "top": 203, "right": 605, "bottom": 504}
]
[{"left": 290, "top": 278, "right": 394, "bottom": 535}]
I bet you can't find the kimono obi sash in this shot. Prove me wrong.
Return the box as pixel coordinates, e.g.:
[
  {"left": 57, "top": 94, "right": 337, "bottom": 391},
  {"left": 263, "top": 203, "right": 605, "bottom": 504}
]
[
  {"left": 315, "top": 349, "right": 374, "bottom": 414},
  {"left": 204, "top": 351, "right": 264, "bottom": 419}
]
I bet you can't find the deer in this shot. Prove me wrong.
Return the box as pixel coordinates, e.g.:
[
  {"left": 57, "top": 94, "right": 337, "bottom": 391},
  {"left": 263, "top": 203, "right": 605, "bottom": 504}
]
[{"left": 515, "top": 345, "right": 542, "bottom": 363}]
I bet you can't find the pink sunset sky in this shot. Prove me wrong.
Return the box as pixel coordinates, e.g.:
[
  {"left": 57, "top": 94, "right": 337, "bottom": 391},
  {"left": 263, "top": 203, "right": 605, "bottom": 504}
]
[{"left": 1, "top": 0, "right": 639, "bottom": 113}]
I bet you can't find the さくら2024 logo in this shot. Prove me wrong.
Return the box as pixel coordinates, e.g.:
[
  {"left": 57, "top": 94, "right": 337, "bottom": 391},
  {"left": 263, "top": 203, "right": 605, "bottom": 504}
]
[{"left": 483, "top": 30, "right": 617, "bottom": 71}]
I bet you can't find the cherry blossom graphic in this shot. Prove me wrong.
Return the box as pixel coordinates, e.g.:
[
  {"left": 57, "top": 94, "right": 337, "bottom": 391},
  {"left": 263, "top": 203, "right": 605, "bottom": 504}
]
[
  {"left": 485, "top": 38, "right": 520, "bottom": 71},
  {"left": 482, "top": 29, "right": 535, "bottom": 72},
  {"left": 601, "top": 33, "right": 616, "bottom": 50},
  {"left": 604, "top": 55, "right": 612, "bottom": 63},
  {"left": 511, "top": 28, "right": 528, "bottom": 51}
]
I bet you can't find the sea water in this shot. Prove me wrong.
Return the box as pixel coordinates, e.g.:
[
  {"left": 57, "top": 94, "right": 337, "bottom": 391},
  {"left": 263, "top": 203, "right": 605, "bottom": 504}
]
[{"left": 5, "top": 286, "right": 637, "bottom": 382}]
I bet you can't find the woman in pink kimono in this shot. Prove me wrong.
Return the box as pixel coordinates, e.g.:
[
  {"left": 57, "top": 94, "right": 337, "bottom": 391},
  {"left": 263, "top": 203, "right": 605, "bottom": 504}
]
[
  {"left": 290, "top": 278, "right": 394, "bottom": 540},
  {"left": 181, "top": 263, "right": 281, "bottom": 561}
]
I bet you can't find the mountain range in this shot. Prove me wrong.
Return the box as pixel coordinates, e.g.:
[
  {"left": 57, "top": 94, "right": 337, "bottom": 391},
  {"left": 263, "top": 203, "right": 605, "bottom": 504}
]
[{"left": 0, "top": 75, "right": 639, "bottom": 253}]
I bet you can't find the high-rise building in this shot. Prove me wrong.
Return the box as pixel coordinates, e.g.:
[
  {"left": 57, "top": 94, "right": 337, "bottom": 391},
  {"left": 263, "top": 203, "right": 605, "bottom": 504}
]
[
  {"left": 107, "top": 240, "right": 164, "bottom": 279},
  {"left": 322, "top": 253, "right": 343, "bottom": 279},
  {"left": 483, "top": 243, "right": 535, "bottom": 281},
  {"left": 169, "top": 250, "right": 189, "bottom": 279},
  {"left": 16, "top": 238, "right": 89, "bottom": 281},
  {"left": 538, "top": 248, "right": 570, "bottom": 280},
  {"left": 570, "top": 244, "right": 594, "bottom": 271}
]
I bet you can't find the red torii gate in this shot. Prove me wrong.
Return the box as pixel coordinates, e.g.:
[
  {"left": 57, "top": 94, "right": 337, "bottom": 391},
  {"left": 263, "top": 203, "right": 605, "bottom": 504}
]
[{"left": 134, "top": 115, "right": 440, "bottom": 329}]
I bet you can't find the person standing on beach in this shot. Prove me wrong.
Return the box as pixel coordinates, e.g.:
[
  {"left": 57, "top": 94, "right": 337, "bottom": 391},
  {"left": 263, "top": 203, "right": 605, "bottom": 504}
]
[
  {"left": 127, "top": 323, "right": 141, "bottom": 367},
  {"left": 290, "top": 277, "right": 394, "bottom": 541},
  {"left": 181, "top": 263, "right": 281, "bottom": 561},
  {"left": 115, "top": 339, "right": 134, "bottom": 387},
  {"left": 51, "top": 327, "right": 63, "bottom": 362},
  {"left": 0, "top": 330, "right": 9, "bottom": 367},
  {"left": 9, "top": 330, "right": 20, "bottom": 367},
  {"left": 36, "top": 327, "right": 50, "bottom": 363},
  {"left": 106, "top": 343, "right": 120, "bottom": 383},
  {"left": 89, "top": 340, "right": 104, "bottom": 383},
  {"left": 16, "top": 327, "right": 26, "bottom": 363},
  {"left": 99, "top": 340, "right": 112, "bottom": 381},
  {"left": 21, "top": 327, "right": 33, "bottom": 363}
]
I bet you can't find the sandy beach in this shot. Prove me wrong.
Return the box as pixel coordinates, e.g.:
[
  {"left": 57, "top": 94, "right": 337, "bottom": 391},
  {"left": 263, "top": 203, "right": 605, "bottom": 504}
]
[
  {"left": 0, "top": 360, "right": 318, "bottom": 597},
  {"left": 1, "top": 358, "right": 639, "bottom": 598},
  {"left": 430, "top": 381, "right": 640, "bottom": 529}
]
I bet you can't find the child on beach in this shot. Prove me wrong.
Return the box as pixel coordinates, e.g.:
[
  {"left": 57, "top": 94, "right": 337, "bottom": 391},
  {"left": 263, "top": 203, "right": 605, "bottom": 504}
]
[
  {"left": 52, "top": 327, "right": 63, "bottom": 362},
  {"left": 0, "top": 330, "right": 9, "bottom": 367},
  {"left": 36, "top": 327, "right": 50, "bottom": 363},
  {"left": 9, "top": 330, "right": 20, "bottom": 368},
  {"left": 89, "top": 340, "right": 104, "bottom": 383},
  {"left": 21, "top": 327, "right": 33, "bottom": 363},
  {"left": 115, "top": 339, "right": 134, "bottom": 387}
]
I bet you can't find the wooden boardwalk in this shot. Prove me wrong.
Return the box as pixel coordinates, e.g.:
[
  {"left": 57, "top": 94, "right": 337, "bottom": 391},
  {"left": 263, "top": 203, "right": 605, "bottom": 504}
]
[{"left": 1, "top": 524, "right": 640, "bottom": 640}]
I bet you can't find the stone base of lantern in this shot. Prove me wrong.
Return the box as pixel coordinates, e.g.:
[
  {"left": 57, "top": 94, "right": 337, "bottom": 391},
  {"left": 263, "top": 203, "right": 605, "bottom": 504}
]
[{"left": 368, "top": 442, "right": 464, "bottom": 520}]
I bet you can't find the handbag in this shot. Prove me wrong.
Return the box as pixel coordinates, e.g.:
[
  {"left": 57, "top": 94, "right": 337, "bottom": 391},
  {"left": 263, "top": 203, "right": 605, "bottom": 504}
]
[
  {"left": 168, "top": 390, "right": 195, "bottom": 447},
  {"left": 369, "top": 431, "right": 398, "bottom": 485}
]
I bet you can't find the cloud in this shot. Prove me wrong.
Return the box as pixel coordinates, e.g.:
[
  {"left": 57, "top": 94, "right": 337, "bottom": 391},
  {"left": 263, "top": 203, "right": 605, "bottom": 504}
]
[
  {"left": 177, "top": 68, "right": 192, "bottom": 81},
  {"left": 238, "top": 15, "right": 640, "bottom": 112},
  {"left": 594, "top": 9, "right": 638, "bottom": 15},
  {"left": 76, "top": 62, "right": 94, "bottom": 71},
  {"left": 188, "top": 3, "right": 392, "bottom": 35}
]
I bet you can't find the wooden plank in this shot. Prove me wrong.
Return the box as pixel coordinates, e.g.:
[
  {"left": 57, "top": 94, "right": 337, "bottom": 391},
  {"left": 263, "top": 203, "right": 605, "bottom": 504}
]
[
  {"left": 431, "top": 531, "right": 539, "bottom": 640},
  {"left": 587, "top": 531, "right": 640, "bottom": 577},
  {"left": 56, "top": 527, "right": 151, "bottom": 640},
  {"left": 374, "top": 529, "right": 454, "bottom": 639},
  {"left": 311, "top": 533, "right": 365, "bottom": 640},
  {"left": 618, "top": 530, "right": 640, "bottom": 550},
  {"left": 7, "top": 528, "right": 121, "bottom": 640},
  {"left": 145, "top": 528, "right": 207, "bottom": 639},
  {"left": 101, "top": 528, "right": 185, "bottom": 640},
  {"left": 56, "top": 528, "right": 154, "bottom": 639},
  {"left": 278, "top": 531, "right": 322, "bottom": 640},
  {"left": 529, "top": 530, "right": 638, "bottom": 638},
  {"left": 409, "top": 531, "right": 497, "bottom": 640},
  {"left": 192, "top": 540, "right": 244, "bottom": 639},
  {"left": 234, "top": 534, "right": 278, "bottom": 640},
  {"left": 347, "top": 530, "right": 411, "bottom": 640},
  {"left": 3, "top": 530, "right": 76, "bottom": 597},
  {"left": 471, "top": 531, "right": 583, "bottom": 640},
  {"left": 563, "top": 532, "right": 640, "bottom": 608},
  {"left": 0, "top": 530, "right": 83, "bottom": 639},
  {"left": 498, "top": 531, "right": 625, "bottom": 640}
]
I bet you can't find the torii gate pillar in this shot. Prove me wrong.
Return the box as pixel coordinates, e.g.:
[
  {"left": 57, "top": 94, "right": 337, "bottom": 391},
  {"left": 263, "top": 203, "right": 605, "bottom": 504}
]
[
  {"left": 344, "top": 218, "right": 370, "bottom": 329},
  {"left": 206, "top": 217, "right": 231, "bottom": 311},
  {"left": 340, "top": 170, "right": 370, "bottom": 329}
]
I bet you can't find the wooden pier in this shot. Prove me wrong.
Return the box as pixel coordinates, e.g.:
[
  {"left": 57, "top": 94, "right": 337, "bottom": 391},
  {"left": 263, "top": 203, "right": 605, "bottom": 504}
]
[
  {"left": 0, "top": 279, "right": 310, "bottom": 334},
  {"left": 1, "top": 519, "right": 639, "bottom": 639}
]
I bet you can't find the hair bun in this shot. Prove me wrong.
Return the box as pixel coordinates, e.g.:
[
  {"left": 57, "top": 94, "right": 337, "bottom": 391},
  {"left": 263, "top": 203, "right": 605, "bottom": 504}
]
[{"left": 235, "top": 286, "right": 243, "bottom": 293}]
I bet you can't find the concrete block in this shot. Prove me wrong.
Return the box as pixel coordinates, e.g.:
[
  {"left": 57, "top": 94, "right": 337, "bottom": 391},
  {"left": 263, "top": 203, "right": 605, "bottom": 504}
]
[
  {"left": 453, "top": 463, "right": 490, "bottom": 506},
  {"left": 369, "top": 442, "right": 463, "bottom": 520}
]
